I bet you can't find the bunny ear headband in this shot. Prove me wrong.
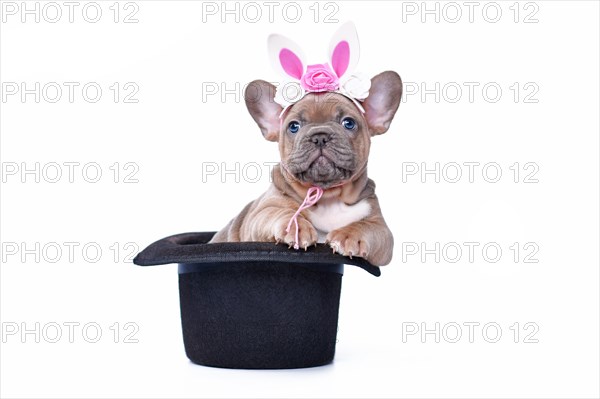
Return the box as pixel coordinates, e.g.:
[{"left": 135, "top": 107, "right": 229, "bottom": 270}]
[{"left": 268, "top": 22, "right": 371, "bottom": 117}]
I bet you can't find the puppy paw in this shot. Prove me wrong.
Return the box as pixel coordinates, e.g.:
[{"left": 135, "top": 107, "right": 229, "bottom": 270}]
[
  {"left": 273, "top": 216, "right": 318, "bottom": 250},
  {"left": 326, "top": 228, "right": 370, "bottom": 259}
]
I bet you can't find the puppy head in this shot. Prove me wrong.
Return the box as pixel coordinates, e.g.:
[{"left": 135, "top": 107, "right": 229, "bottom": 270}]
[{"left": 245, "top": 71, "right": 402, "bottom": 188}]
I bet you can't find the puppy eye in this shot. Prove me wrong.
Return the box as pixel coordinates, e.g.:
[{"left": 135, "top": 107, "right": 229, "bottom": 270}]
[
  {"left": 288, "top": 121, "right": 300, "bottom": 134},
  {"left": 341, "top": 117, "right": 357, "bottom": 131}
]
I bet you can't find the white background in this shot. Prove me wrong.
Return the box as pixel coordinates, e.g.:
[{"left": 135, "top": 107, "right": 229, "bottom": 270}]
[{"left": 1, "top": 1, "right": 599, "bottom": 398}]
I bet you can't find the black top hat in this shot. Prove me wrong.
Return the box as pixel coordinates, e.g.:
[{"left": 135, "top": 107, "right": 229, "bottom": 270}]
[{"left": 134, "top": 232, "right": 380, "bottom": 369}]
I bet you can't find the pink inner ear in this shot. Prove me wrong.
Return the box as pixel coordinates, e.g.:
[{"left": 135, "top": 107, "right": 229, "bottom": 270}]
[
  {"left": 279, "top": 49, "right": 304, "bottom": 79},
  {"left": 331, "top": 41, "right": 350, "bottom": 78}
]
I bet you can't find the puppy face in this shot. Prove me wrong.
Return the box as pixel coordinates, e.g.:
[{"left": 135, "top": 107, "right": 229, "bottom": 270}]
[
  {"left": 245, "top": 71, "right": 403, "bottom": 188},
  {"left": 280, "top": 93, "right": 369, "bottom": 188}
]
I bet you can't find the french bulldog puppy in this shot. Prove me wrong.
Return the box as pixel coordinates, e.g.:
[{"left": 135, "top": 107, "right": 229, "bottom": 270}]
[{"left": 210, "top": 71, "right": 402, "bottom": 266}]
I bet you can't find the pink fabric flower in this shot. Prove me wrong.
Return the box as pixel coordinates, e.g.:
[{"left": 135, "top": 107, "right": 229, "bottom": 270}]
[{"left": 300, "top": 63, "right": 339, "bottom": 92}]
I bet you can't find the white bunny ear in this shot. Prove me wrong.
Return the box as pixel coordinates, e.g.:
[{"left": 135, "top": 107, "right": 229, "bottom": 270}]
[
  {"left": 268, "top": 34, "right": 306, "bottom": 80},
  {"left": 328, "top": 22, "right": 360, "bottom": 79}
]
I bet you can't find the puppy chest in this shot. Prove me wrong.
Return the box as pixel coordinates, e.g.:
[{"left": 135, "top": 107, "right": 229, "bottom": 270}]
[{"left": 307, "top": 198, "right": 371, "bottom": 234}]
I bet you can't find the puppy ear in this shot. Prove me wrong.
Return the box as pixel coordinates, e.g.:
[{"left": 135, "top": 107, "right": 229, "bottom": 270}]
[
  {"left": 362, "top": 71, "right": 403, "bottom": 136},
  {"left": 268, "top": 34, "right": 306, "bottom": 80},
  {"left": 244, "top": 80, "right": 283, "bottom": 142},
  {"left": 328, "top": 22, "right": 360, "bottom": 79}
]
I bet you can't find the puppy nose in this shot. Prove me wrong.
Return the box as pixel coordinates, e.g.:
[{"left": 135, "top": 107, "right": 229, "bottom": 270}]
[{"left": 310, "top": 132, "right": 330, "bottom": 147}]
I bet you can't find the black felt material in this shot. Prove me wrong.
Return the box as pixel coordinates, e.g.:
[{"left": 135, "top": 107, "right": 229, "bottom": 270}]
[
  {"left": 179, "top": 261, "right": 342, "bottom": 369},
  {"left": 134, "top": 232, "right": 380, "bottom": 369}
]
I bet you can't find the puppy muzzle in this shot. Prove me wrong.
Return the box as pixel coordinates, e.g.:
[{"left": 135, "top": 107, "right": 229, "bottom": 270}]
[{"left": 285, "top": 125, "right": 357, "bottom": 188}]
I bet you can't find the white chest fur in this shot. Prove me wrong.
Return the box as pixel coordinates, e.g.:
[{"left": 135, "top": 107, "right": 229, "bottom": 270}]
[{"left": 307, "top": 198, "right": 371, "bottom": 241}]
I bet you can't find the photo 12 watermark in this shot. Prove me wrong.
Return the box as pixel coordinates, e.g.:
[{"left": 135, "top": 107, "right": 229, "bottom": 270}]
[
  {"left": 401, "top": 321, "right": 540, "bottom": 343},
  {"left": 1, "top": 1, "right": 140, "bottom": 23},
  {"left": 400, "top": 1, "right": 540, "bottom": 24},
  {"left": 1, "top": 82, "right": 140, "bottom": 104},
  {"left": 2, "top": 321, "right": 140, "bottom": 343},
  {"left": 200, "top": 1, "right": 340, "bottom": 24},
  {"left": 400, "top": 162, "right": 540, "bottom": 184},
  {"left": 402, "top": 81, "right": 540, "bottom": 104},
  {"left": 1, "top": 241, "right": 140, "bottom": 264},
  {"left": 1, "top": 162, "right": 140, "bottom": 184},
  {"left": 201, "top": 161, "right": 278, "bottom": 184},
  {"left": 400, "top": 241, "right": 540, "bottom": 264}
]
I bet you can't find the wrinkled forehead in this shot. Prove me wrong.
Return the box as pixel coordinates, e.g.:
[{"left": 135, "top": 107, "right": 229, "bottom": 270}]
[{"left": 283, "top": 93, "right": 363, "bottom": 124}]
